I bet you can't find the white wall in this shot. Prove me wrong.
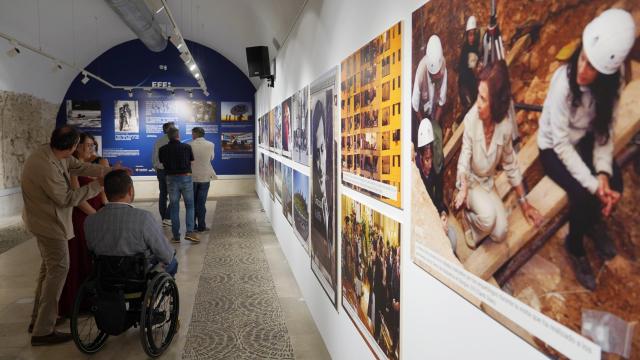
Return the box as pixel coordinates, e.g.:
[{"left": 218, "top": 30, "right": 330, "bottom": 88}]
[{"left": 255, "top": 0, "right": 548, "bottom": 359}]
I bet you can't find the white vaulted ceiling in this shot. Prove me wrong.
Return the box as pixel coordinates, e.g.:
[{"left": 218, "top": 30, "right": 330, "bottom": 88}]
[{"left": 0, "top": 0, "right": 306, "bottom": 101}]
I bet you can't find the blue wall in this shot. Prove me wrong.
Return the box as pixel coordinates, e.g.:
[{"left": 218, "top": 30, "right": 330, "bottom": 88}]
[{"left": 56, "top": 39, "right": 255, "bottom": 175}]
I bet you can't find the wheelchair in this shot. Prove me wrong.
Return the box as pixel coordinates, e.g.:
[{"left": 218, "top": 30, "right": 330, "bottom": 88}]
[{"left": 70, "top": 254, "right": 179, "bottom": 357}]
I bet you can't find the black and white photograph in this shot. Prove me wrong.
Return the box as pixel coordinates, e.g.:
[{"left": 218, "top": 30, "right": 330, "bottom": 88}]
[
  {"left": 66, "top": 100, "right": 101, "bottom": 129},
  {"left": 114, "top": 100, "right": 139, "bottom": 133},
  {"left": 310, "top": 66, "right": 339, "bottom": 306},
  {"left": 292, "top": 86, "right": 310, "bottom": 165}
]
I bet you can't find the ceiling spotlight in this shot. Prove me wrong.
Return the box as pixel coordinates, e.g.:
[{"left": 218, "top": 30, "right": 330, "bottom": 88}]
[
  {"left": 188, "top": 90, "right": 193, "bottom": 98},
  {"left": 155, "top": 5, "right": 164, "bottom": 14},
  {"left": 169, "top": 34, "right": 185, "bottom": 52},
  {"left": 189, "top": 63, "right": 197, "bottom": 72},
  {"left": 127, "top": 89, "right": 133, "bottom": 98},
  {"left": 179, "top": 52, "right": 191, "bottom": 63},
  {"left": 194, "top": 72, "right": 200, "bottom": 79},
  {"left": 169, "top": 89, "right": 175, "bottom": 96},
  {"left": 147, "top": 89, "right": 152, "bottom": 97},
  {"left": 6, "top": 41, "right": 20, "bottom": 57},
  {"left": 81, "top": 72, "right": 90, "bottom": 85},
  {"left": 203, "top": 90, "right": 210, "bottom": 97}
]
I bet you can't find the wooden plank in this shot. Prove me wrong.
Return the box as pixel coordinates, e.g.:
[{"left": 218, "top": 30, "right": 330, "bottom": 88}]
[
  {"left": 495, "top": 136, "right": 540, "bottom": 199},
  {"left": 443, "top": 121, "right": 465, "bottom": 166},
  {"left": 463, "top": 79, "right": 640, "bottom": 280}
]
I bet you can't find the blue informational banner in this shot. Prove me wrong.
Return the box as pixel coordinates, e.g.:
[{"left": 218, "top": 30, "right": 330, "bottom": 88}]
[{"left": 56, "top": 40, "right": 256, "bottom": 176}]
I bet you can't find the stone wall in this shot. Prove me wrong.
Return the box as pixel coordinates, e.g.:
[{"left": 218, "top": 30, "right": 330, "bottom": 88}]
[{"left": 0, "top": 90, "right": 57, "bottom": 190}]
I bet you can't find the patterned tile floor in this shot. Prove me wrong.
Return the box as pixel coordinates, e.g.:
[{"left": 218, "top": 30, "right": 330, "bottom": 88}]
[{"left": 0, "top": 196, "right": 329, "bottom": 359}]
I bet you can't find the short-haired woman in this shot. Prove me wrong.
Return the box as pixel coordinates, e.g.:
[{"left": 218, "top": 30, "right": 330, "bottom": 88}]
[
  {"left": 537, "top": 9, "right": 635, "bottom": 290},
  {"left": 455, "top": 60, "right": 542, "bottom": 249}
]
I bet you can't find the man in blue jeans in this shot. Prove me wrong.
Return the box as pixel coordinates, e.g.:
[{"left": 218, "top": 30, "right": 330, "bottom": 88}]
[
  {"left": 189, "top": 127, "right": 216, "bottom": 232},
  {"left": 151, "top": 122, "right": 175, "bottom": 227},
  {"left": 159, "top": 127, "right": 200, "bottom": 243}
]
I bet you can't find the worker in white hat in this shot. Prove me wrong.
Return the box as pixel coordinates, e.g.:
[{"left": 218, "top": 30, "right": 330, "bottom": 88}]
[
  {"left": 458, "top": 15, "right": 482, "bottom": 116},
  {"left": 537, "top": 8, "right": 636, "bottom": 291},
  {"left": 412, "top": 34, "right": 447, "bottom": 199},
  {"left": 415, "top": 117, "right": 444, "bottom": 211}
]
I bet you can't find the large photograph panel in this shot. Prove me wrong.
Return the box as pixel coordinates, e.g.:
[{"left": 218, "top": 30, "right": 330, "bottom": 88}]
[
  {"left": 310, "top": 67, "right": 339, "bottom": 305},
  {"left": 341, "top": 23, "right": 403, "bottom": 208},
  {"left": 293, "top": 170, "right": 310, "bottom": 252},
  {"left": 342, "top": 195, "right": 401, "bottom": 360},
  {"left": 292, "top": 86, "right": 310, "bottom": 165},
  {"left": 410, "top": 1, "right": 640, "bottom": 359}
]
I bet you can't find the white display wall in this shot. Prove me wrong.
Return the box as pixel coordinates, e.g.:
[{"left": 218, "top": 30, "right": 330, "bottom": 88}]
[{"left": 255, "top": 0, "right": 547, "bottom": 359}]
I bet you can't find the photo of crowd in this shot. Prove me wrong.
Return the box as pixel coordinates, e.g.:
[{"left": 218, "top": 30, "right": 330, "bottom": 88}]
[
  {"left": 411, "top": 0, "right": 640, "bottom": 358},
  {"left": 342, "top": 195, "right": 401, "bottom": 360},
  {"left": 310, "top": 67, "right": 339, "bottom": 305},
  {"left": 293, "top": 170, "right": 310, "bottom": 252},
  {"left": 292, "top": 86, "right": 310, "bottom": 165},
  {"left": 341, "top": 23, "right": 403, "bottom": 208},
  {"left": 221, "top": 101, "right": 253, "bottom": 122}
]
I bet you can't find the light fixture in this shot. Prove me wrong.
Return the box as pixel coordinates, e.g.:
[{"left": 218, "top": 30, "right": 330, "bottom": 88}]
[
  {"left": 188, "top": 90, "right": 193, "bottom": 98},
  {"left": 127, "top": 89, "right": 133, "bottom": 98},
  {"left": 81, "top": 71, "right": 90, "bottom": 85},
  {"left": 169, "top": 89, "right": 175, "bottom": 96},
  {"left": 147, "top": 89, "right": 152, "bottom": 97},
  {"left": 203, "top": 90, "right": 210, "bottom": 97},
  {"left": 155, "top": 5, "right": 165, "bottom": 14},
  {"left": 169, "top": 34, "right": 185, "bottom": 52},
  {"left": 194, "top": 72, "right": 200, "bottom": 79},
  {"left": 6, "top": 41, "right": 20, "bottom": 57},
  {"left": 188, "top": 63, "right": 197, "bottom": 72},
  {"left": 179, "top": 52, "right": 191, "bottom": 63}
]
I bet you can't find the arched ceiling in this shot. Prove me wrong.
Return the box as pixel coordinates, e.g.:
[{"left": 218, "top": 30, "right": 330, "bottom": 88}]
[{"left": 0, "top": 0, "right": 306, "bottom": 93}]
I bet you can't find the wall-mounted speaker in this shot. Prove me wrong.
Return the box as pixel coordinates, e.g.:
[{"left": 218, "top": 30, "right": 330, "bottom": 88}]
[{"left": 246, "top": 46, "right": 271, "bottom": 78}]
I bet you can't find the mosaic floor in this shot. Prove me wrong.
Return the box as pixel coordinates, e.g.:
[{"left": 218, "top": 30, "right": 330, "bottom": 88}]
[{"left": 182, "top": 197, "right": 295, "bottom": 360}]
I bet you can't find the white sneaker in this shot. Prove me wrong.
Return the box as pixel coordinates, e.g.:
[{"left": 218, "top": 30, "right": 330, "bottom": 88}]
[{"left": 162, "top": 219, "right": 172, "bottom": 227}]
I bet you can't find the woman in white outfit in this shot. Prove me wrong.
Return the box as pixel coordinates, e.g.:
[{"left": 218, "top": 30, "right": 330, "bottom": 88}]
[
  {"left": 455, "top": 60, "right": 542, "bottom": 249},
  {"left": 537, "top": 9, "right": 635, "bottom": 290}
]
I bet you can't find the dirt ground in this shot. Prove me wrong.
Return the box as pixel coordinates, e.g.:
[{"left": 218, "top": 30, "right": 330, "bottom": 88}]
[{"left": 506, "top": 166, "right": 640, "bottom": 359}]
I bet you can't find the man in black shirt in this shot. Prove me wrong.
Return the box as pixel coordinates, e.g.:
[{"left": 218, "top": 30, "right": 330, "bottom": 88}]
[{"left": 159, "top": 127, "right": 199, "bottom": 243}]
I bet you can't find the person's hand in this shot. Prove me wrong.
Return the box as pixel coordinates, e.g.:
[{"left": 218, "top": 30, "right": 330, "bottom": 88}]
[
  {"left": 454, "top": 187, "right": 467, "bottom": 210},
  {"left": 597, "top": 174, "right": 621, "bottom": 217},
  {"left": 521, "top": 201, "right": 544, "bottom": 227}
]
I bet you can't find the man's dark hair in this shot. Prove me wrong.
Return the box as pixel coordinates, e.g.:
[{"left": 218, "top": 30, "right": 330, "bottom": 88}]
[
  {"left": 167, "top": 127, "right": 180, "bottom": 140},
  {"left": 50, "top": 125, "right": 80, "bottom": 150},
  {"left": 162, "top": 121, "right": 176, "bottom": 134},
  {"left": 192, "top": 127, "right": 205, "bottom": 138},
  {"left": 104, "top": 169, "right": 133, "bottom": 201}
]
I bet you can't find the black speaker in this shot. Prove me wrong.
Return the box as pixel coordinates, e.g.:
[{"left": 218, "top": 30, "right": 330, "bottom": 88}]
[{"left": 246, "top": 46, "right": 271, "bottom": 78}]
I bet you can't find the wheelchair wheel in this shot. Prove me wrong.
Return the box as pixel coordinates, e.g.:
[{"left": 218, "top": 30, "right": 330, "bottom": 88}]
[
  {"left": 140, "top": 272, "right": 180, "bottom": 358},
  {"left": 71, "top": 282, "right": 109, "bottom": 354}
]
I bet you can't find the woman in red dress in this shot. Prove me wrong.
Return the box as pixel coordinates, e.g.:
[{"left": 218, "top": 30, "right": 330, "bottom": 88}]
[{"left": 58, "top": 133, "right": 108, "bottom": 317}]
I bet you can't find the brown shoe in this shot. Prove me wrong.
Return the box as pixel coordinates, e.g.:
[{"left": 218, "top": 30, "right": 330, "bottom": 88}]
[
  {"left": 184, "top": 232, "right": 200, "bottom": 243},
  {"left": 31, "top": 330, "right": 72, "bottom": 346}
]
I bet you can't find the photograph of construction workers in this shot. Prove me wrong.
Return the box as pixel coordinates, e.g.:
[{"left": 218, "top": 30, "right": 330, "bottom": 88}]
[
  {"left": 292, "top": 86, "right": 310, "bottom": 166},
  {"left": 341, "top": 195, "right": 400, "bottom": 360},
  {"left": 411, "top": 0, "right": 640, "bottom": 358},
  {"left": 341, "top": 23, "right": 403, "bottom": 208},
  {"left": 310, "top": 67, "right": 338, "bottom": 305}
]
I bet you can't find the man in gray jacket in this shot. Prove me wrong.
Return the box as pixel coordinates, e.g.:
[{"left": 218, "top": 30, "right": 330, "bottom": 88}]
[{"left": 85, "top": 169, "right": 178, "bottom": 276}]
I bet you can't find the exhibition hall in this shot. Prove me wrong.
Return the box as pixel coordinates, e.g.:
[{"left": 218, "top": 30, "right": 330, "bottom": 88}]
[{"left": 0, "top": 0, "right": 639, "bottom": 359}]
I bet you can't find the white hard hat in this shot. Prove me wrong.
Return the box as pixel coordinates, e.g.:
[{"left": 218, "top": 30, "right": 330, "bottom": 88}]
[
  {"left": 466, "top": 16, "right": 477, "bottom": 31},
  {"left": 426, "top": 35, "right": 444, "bottom": 75},
  {"left": 417, "top": 118, "right": 434, "bottom": 148},
  {"left": 582, "top": 8, "right": 636, "bottom": 75}
]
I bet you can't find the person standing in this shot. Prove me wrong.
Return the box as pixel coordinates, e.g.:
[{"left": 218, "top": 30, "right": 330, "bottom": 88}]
[
  {"left": 537, "top": 9, "right": 635, "bottom": 290},
  {"left": 189, "top": 127, "right": 216, "bottom": 232},
  {"left": 152, "top": 122, "right": 175, "bottom": 227},
  {"left": 21, "top": 125, "right": 112, "bottom": 345},
  {"left": 458, "top": 15, "right": 481, "bottom": 116},
  {"left": 159, "top": 127, "right": 199, "bottom": 243}
]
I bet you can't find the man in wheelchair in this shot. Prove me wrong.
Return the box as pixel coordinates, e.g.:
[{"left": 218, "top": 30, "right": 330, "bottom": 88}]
[{"left": 72, "top": 169, "right": 180, "bottom": 357}]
